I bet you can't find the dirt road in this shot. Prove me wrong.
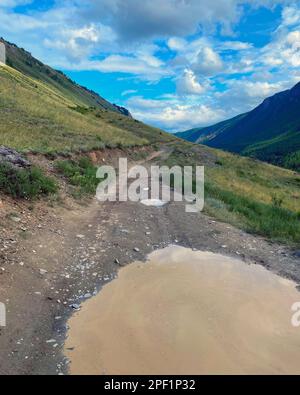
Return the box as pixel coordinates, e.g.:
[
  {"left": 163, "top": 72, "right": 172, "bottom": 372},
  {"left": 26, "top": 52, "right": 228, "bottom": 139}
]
[{"left": 0, "top": 151, "right": 299, "bottom": 375}]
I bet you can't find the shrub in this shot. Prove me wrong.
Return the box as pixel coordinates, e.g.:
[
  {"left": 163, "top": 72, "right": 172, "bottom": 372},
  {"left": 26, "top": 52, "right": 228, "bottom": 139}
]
[
  {"left": 55, "top": 157, "right": 102, "bottom": 196},
  {"left": 0, "top": 163, "right": 57, "bottom": 199}
]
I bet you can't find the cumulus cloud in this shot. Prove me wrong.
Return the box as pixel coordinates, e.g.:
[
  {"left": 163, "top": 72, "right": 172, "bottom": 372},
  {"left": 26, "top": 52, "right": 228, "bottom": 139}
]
[
  {"left": 126, "top": 95, "right": 225, "bottom": 132},
  {"left": 77, "top": 0, "right": 244, "bottom": 41},
  {"left": 192, "top": 47, "right": 223, "bottom": 76},
  {"left": 176, "top": 69, "right": 207, "bottom": 95},
  {"left": 284, "top": 30, "right": 300, "bottom": 66},
  {"left": 216, "top": 80, "right": 290, "bottom": 114},
  {"left": 77, "top": 0, "right": 295, "bottom": 41},
  {"left": 261, "top": 29, "right": 300, "bottom": 68},
  {"left": 168, "top": 37, "right": 226, "bottom": 77},
  {"left": 44, "top": 25, "right": 103, "bottom": 62},
  {"left": 251, "top": 4, "right": 300, "bottom": 70},
  {"left": 281, "top": 4, "right": 300, "bottom": 26},
  {"left": 167, "top": 37, "right": 188, "bottom": 52}
]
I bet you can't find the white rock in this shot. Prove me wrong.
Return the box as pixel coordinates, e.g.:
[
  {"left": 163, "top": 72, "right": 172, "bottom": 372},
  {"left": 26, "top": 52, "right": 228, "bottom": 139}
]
[{"left": 70, "top": 304, "right": 80, "bottom": 311}]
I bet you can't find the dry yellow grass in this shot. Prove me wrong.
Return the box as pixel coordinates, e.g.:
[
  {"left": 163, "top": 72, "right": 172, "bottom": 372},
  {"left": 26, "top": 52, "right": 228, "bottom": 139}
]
[
  {"left": 207, "top": 150, "right": 300, "bottom": 213},
  {"left": 0, "top": 64, "right": 165, "bottom": 153},
  {"left": 164, "top": 141, "right": 300, "bottom": 245}
]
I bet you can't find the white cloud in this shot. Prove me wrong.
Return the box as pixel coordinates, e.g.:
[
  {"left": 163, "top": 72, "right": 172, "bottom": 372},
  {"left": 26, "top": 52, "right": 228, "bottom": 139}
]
[
  {"left": 44, "top": 25, "right": 103, "bottom": 61},
  {"left": 282, "top": 5, "right": 300, "bottom": 26},
  {"left": 257, "top": 5, "right": 300, "bottom": 68},
  {"left": 216, "top": 79, "right": 289, "bottom": 115},
  {"left": 122, "top": 90, "right": 138, "bottom": 96},
  {"left": 77, "top": 0, "right": 294, "bottom": 41},
  {"left": 169, "top": 38, "right": 226, "bottom": 79},
  {"left": 176, "top": 69, "right": 207, "bottom": 95},
  {"left": 59, "top": 54, "right": 171, "bottom": 81},
  {"left": 127, "top": 95, "right": 225, "bottom": 132},
  {"left": 77, "top": 0, "right": 243, "bottom": 41},
  {"left": 0, "top": 0, "right": 32, "bottom": 7},
  {"left": 220, "top": 41, "right": 253, "bottom": 50},
  {"left": 261, "top": 28, "right": 300, "bottom": 68},
  {"left": 242, "top": 81, "right": 283, "bottom": 98},
  {"left": 167, "top": 37, "right": 188, "bottom": 51},
  {"left": 192, "top": 47, "right": 223, "bottom": 76}
]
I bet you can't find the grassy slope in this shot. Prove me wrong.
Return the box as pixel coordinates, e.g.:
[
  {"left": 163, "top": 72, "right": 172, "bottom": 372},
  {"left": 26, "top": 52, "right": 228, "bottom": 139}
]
[
  {"left": 163, "top": 141, "right": 300, "bottom": 246},
  {"left": 2, "top": 38, "right": 121, "bottom": 113},
  {"left": 243, "top": 130, "right": 300, "bottom": 171},
  {"left": 0, "top": 64, "right": 172, "bottom": 153}
]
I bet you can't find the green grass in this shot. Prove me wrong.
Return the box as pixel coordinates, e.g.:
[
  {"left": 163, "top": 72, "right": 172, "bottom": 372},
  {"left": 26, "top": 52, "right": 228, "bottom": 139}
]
[
  {"left": 163, "top": 141, "right": 300, "bottom": 246},
  {"left": 3, "top": 38, "right": 124, "bottom": 113},
  {"left": 205, "top": 181, "right": 300, "bottom": 244},
  {"left": 284, "top": 151, "right": 300, "bottom": 172},
  {"left": 55, "top": 157, "right": 103, "bottom": 197},
  {"left": 0, "top": 65, "right": 173, "bottom": 154},
  {"left": 0, "top": 163, "right": 57, "bottom": 199}
]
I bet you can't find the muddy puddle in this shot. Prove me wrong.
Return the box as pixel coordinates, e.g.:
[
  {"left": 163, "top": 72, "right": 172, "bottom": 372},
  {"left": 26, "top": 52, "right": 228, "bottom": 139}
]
[{"left": 65, "top": 246, "right": 300, "bottom": 375}]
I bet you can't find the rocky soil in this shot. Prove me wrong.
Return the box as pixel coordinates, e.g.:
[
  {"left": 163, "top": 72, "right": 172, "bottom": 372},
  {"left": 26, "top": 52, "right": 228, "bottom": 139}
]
[
  {"left": 0, "top": 146, "right": 31, "bottom": 168},
  {"left": 0, "top": 149, "right": 299, "bottom": 375}
]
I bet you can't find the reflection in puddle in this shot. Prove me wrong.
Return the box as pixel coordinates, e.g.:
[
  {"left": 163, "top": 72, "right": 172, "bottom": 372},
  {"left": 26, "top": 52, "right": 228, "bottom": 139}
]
[{"left": 65, "top": 246, "right": 300, "bottom": 375}]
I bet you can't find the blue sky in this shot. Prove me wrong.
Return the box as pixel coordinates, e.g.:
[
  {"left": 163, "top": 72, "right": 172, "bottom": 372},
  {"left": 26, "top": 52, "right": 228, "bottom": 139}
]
[{"left": 1, "top": 0, "right": 300, "bottom": 132}]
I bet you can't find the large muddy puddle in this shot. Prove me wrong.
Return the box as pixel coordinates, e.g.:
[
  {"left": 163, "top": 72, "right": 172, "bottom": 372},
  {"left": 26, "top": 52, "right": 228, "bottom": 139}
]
[{"left": 65, "top": 246, "right": 300, "bottom": 375}]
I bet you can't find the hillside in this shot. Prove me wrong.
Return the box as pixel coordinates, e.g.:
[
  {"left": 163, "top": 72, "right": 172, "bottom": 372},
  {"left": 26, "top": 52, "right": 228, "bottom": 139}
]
[
  {"left": 0, "top": 38, "right": 128, "bottom": 115},
  {"left": 178, "top": 82, "right": 300, "bottom": 171},
  {"left": 177, "top": 113, "right": 248, "bottom": 143},
  {"left": 0, "top": 39, "right": 299, "bottom": 247},
  {"left": 0, "top": 40, "right": 172, "bottom": 154}
]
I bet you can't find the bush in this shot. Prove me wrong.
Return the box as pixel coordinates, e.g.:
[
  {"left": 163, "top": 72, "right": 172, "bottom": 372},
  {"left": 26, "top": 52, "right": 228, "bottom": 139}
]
[
  {"left": 0, "top": 163, "right": 57, "bottom": 199},
  {"left": 55, "top": 157, "right": 101, "bottom": 196},
  {"left": 69, "top": 105, "right": 90, "bottom": 115},
  {"left": 283, "top": 151, "right": 300, "bottom": 171}
]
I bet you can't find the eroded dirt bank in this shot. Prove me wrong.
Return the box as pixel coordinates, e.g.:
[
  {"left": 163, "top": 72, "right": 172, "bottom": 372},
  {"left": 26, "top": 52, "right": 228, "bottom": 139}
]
[{"left": 0, "top": 150, "right": 299, "bottom": 375}]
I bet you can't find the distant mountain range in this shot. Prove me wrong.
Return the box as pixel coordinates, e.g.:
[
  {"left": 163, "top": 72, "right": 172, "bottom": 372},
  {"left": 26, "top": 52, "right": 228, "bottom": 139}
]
[{"left": 177, "top": 82, "right": 300, "bottom": 171}]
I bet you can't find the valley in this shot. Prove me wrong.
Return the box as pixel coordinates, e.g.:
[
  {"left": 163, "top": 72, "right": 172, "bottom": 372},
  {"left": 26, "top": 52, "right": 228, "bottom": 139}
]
[
  {"left": 178, "top": 83, "right": 300, "bottom": 171},
  {"left": 0, "top": 37, "right": 300, "bottom": 376}
]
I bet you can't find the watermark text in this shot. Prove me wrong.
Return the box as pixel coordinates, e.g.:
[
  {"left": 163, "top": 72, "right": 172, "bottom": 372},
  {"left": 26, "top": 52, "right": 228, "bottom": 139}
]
[{"left": 96, "top": 158, "right": 204, "bottom": 213}]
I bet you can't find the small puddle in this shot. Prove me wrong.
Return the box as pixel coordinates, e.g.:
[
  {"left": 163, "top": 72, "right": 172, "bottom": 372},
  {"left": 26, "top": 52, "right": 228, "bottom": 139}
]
[
  {"left": 140, "top": 199, "right": 167, "bottom": 207},
  {"left": 65, "top": 246, "right": 300, "bottom": 375}
]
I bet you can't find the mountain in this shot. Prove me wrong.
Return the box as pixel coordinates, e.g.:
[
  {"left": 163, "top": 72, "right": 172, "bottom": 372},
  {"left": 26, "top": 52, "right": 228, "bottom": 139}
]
[
  {"left": 0, "top": 39, "right": 299, "bottom": 248},
  {"left": 0, "top": 38, "right": 172, "bottom": 154},
  {"left": 177, "top": 113, "right": 248, "bottom": 143},
  {"left": 1, "top": 38, "right": 130, "bottom": 115},
  {"left": 178, "top": 82, "right": 300, "bottom": 171}
]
